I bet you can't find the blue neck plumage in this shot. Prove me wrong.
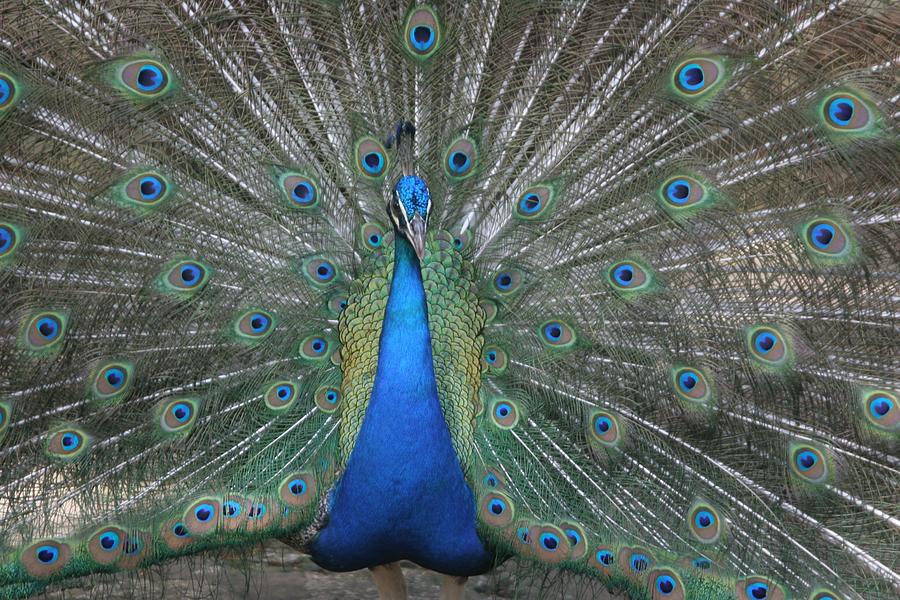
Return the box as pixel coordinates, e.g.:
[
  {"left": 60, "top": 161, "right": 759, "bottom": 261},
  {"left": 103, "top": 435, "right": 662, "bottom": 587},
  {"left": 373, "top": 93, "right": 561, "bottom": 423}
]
[{"left": 310, "top": 232, "right": 491, "bottom": 574}]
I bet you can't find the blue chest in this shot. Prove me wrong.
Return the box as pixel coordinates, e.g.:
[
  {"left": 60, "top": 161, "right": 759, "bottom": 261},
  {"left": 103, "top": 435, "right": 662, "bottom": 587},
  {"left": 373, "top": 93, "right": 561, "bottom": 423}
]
[{"left": 310, "top": 237, "right": 491, "bottom": 575}]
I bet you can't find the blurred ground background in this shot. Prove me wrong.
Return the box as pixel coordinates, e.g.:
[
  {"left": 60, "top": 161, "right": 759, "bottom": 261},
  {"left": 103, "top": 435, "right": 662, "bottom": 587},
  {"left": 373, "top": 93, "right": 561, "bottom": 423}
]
[{"left": 40, "top": 540, "right": 620, "bottom": 599}]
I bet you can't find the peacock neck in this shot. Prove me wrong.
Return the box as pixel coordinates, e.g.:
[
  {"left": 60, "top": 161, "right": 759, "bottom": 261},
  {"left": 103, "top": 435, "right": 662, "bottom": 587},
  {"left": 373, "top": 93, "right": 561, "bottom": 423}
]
[{"left": 310, "top": 233, "right": 491, "bottom": 575}]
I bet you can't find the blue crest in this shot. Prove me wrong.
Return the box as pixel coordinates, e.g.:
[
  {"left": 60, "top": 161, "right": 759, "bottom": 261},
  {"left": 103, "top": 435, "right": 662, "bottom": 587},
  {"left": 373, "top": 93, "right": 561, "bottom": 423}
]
[{"left": 394, "top": 176, "right": 431, "bottom": 219}]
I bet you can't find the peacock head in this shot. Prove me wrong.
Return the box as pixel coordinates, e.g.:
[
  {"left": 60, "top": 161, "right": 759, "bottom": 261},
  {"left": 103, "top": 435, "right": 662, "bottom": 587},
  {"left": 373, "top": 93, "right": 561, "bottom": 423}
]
[{"left": 390, "top": 175, "right": 431, "bottom": 260}]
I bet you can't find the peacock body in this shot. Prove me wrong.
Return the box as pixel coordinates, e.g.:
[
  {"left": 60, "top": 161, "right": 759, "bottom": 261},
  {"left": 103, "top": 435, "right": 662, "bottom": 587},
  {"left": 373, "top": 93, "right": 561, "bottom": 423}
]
[{"left": 0, "top": 1, "right": 898, "bottom": 599}]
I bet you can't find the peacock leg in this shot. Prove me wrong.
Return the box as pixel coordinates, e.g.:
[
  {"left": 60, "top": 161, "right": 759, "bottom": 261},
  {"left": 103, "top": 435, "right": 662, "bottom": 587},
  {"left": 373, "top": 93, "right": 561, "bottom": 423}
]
[
  {"left": 439, "top": 574, "right": 468, "bottom": 600},
  {"left": 368, "top": 562, "right": 408, "bottom": 600}
]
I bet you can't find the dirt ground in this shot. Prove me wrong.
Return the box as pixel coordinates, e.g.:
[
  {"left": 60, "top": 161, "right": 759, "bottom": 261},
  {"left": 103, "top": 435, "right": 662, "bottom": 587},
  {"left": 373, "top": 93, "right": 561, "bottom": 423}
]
[{"left": 40, "top": 540, "right": 621, "bottom": 599}]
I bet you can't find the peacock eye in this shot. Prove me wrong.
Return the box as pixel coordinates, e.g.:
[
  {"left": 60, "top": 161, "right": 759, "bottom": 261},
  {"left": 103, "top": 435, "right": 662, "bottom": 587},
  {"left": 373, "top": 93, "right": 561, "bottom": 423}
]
[
  {"left": 608, "top": 260, "right": 652, "bottom": 293},
  {"left": 673, "top": 58, "right": 722, "bottom": 96},
  {"left": 223, "top": 500, "right": 242, "bottom": 518},
  {"left": 300, "top": 256, "right": 339, "bottom": 287},
  {"left": 660, "top": 175, "right": 707, "bottom": 210},
  {"left": 404, "top": 6, "right": 440, "bottom": 57},
  {"left": 47, "top": 427, "right": 90, "bottom": 459},
  {"left": 356, "top": 137, "right": 388, "bottom": 178},
  {"left": 823, "top": 93, "right": 870, "bottom": 131},
  {"left": 789, "top": 444, "right": 828, "bottom": 483},
  {"left": 24, "top": 312, "right": 67, "bottom": 351},
  {"left": 280, "top": 473, "right": 316, "bottom": 507},
  {"left": 444, "top": 138, "right": 477, "bottom": 179},
  {"left": 125, "top": 172, "right": 170, "bottom": 205},
  {"left": 629, "top": 553, "right": 649, "bottom": 572},
  {"left": 119, "top": 60, "right": 171, "bottom": 96},
  {"left": 165, "top": 260, "right": 209, "bottom": 291},
  {"left": 0, "top": 73, "right": 16, "bottom": 109},
  {"left": 538, "top": 532, "right": 560, "bottom": 552},
  {"left": 863, "top": 390, "right": 897, "bottom": 430},
  {"left": 159, "top": 398, "right": 199, "bottom": 433},
  {"left": 0, "top": 223, "right": 17, "bottom": 256},
  {"left": 491, "top": 269, "right": 523, "bottom": 296},
  {"left": 93, "top": 362, "right": 133, "bottom": 401},
  {"left": 597, "top": 550, "right": 613, "bottom": 565},
  {"left": 539, "top": 320, "right": 576, "bottom": 349},
  {"left": 235, "top": 310, "right": 275, "bottom": 340},
  {"left": 746, "top": 325, "right": 788, "bottom": 365},
  {"left": 672, "top": 366, "right": 711, "bottom": 403},
  {"left": 489, "top": 398, "right": 519, "bottom": 429},
  {"left": 655, "top": 574, "right": 677, "bottom": 595},
  {"left": 746, "top": 582, "right": 769, "bottom": 599},
  {"left": 298, "top": 334, "right": 333, "bottom": 362},
  {"left": 803, "top": 219, "right": 849, "bottom": 257},
  {"left": 589, "top": 410, "right": 620, "bottom": 447},
  {"left": 265, "top": 381, "right": 298, "bottom": 411},
  {"left": 280, "top": 173, "right": 319, "bottom": 209},
  {"left": 360, "top": 223, "right": 386, "bottom": 251}
]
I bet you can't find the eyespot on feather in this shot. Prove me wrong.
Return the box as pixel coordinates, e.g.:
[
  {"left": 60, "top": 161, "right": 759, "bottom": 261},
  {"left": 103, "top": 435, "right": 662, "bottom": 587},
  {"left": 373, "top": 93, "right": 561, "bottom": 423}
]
[
  {"left": 124, "top": 172, "right": 172, "bottom": 207},
  {"left": 620, "top": 547, "right": 654, "bottom": 580},
  {"left": 481, "top": 345, "right": 508, "bottom": 373},
  {"left": 21, "top": 540, "right": 72, "bottom": 578},
  {"left": 279, "top": 473, "right": 316, "bottom": 508},
  {"left": 531, "top": 524, "right": 570, "bottom": 563},
  {"left": 607, "top": 260, "right": 653, "bottom": 293},
  {"left": 538, "top": 320, "right": 576, "bottom": 350},
  {"left": 672, "top": 58, "right": 724, "bottom": 97},
  {"left": 789, "top": 443, "right": 829, "bottom": 484},
  {"left": 671, "top": 366, "right": 712, "bottom": 403},
  {"left": 355, "top": 137, "right": 388, "bottom": 178},
  {"left": 489, "top": 398, "right": 519, "bottom": 429},
  {"left": 658, "top": 175, "right": 712, "bottom": 212},
  {"left": 234, "top": 309, "right": 275, "bottom": 340},
  {"left": 0, "top": 222, "right": 23, "bottom": 260},
  {"left": 87, "top": 526, "right": 126, "bottom": 565},
  {"left": 315, "top": 386, "right": 341, "bottom": 413},
  {"left": 91, "top": 361, "right": 134, "bottom": 402},
  {"left": 263, "top": 380, "right": 298, "bottom": 411},
  {"left": 444, "top": 137, "right": 477, "bottom": 179},
  {"left": 860, "top": 389, "right": 899, "bottom": 431},
  {"left": 184, "top": 498, "right": 221, "bottom": 535},
  {"left": 0, "top": 401, "right": 11, "bottom": 442},
  {"left": 22, "top": 311, "right": 68, "bottom": 353},
  {"left": 479, "top": 491, "right": 515, "bottom": 527},
  {"left": 588, "top": 545, "right": 616, "bottom": 576},
  {"left": 297, "top": 334, "right": 333, "bottom": 363},
  {"left": 161, "top": 518, "right": 193, "bottom": 551},
  {"left": 404, "top": 5, "right": 440, "bottom": 58},
  {"left": 736, "top": 576, "right": 786, "bottom": 600},
  {"left": 327, "top": 293, "right": 348, "bottom": 316},
  {"left": 515, "top": 185, "right": 557, "bottom": 220},
  {"left": 589, "top": 410, "right": 621, "bottom": 448},
  {"left": 560, "top": 522, "right": 588, "bottom": 561},
  {"left": 822, "top": 93, "right": 871, "bottom": 132},
  {"left": 118, "top": 530, "right": 150, "bottom": 570},
  {"left": 687, "top": 500, "right": 723, "bottom": 543},
  {"left": 46, "top": 427, "right": 91, "bottom": 460},
  {"left": 158, "top": 259, "right": 211, "bottom": 297},
  {"left": 360, "top": 222, "right": 386, "bottom": 252},
  {"left": 279, "top": 172, "right": 319, "bottom": 209},
  {"left": 491, "top": 269, "right": 524, "bottom": 297},
  {"left": 648, "top": 568, "right": 685, "bottom": 600},
  {"left": 299, "top": 255, "right": 339, "bottom": 288},
  {"left": 800, "top": 218, "right": 852, "bottom": 262},
  {"left": 157, "top": 398, "right": 200, "bottom": 435},
  {"left": 745, "top": 325, "right": 790, "bottom": 368},
  {"left": 0, "top": 72, "right": 19, "bottom": 110},
  {"left": 810, "top": 588, "right": 843, "bottom": 600},
  {"left": 118, "top": 59, "right": 172, "bottom": 98}
]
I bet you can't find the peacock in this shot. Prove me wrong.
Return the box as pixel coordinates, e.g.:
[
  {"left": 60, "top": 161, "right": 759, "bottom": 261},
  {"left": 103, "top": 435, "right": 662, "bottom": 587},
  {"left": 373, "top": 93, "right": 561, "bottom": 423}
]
[{"left": 0, "top": 1, "right": 898, "bottom": 599}]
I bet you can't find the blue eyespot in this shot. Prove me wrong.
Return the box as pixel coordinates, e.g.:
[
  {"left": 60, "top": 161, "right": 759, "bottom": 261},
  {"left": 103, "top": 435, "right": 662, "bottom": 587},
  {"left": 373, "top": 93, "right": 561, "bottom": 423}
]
[
  {"left": 692, "top": 557, "right": 711, "bottom": 569},
  {"left": 136, "top": 64, "right": 164, "bottom": 93},
  {"left": 495, "top": 273, "right": 513, "bottom": 290},
  {"left": 447, "top": 151, "right": 471, "bottom": 175},
  {"left": 516, "top": 526, "right": 529, "bottom": 544},
  {"left": 810, "top": 223, "right": 835, "bottom": 249},
  {"left": 194, "top": 503, "right": 214, "bottom": 522},
  {"left": 124, "top": 537, "right": 142, "bottom": 555},
  {"left": 827, "top": 98, "right": 855, "bottom": 126},
  {"left": 0, "top": 78, "right": 10, "bottom": 105},
  {"left": 172, "top": 523, "right": 188, "bottom": 537},
  {"left": 99, "top": 531, "right": 120, "bottom": 551},
  {"left": 291, "top": 181, "right": 315, "bottom": 205},
  {"left": 747, "top": 582, "right": 769, "bottom": 599},
  {"left": 518, "top": 193, "right": 541, "bottom": 214},
  {"left": 315, "top": 262, "right": 334, "bottom": 281},
  {"left": 311, "top": 338, "right": 326, "bottom": 354},
  {"left": 139, "top": 176, "right": 163, "bottom": 201},
  {"left": 325, "top": 390, "right": 338, "bottom": 404},
  {"left": 249, "top": 503, "right": 266, "bottom": 519},
  {"left": 678, "top": 63, "right": 704, "bottom": 91},
  {"left": 539, "top": 532, "right": 560, "bottom": 551},
  {"left": 61, "top": 433, "right": 80, "bottom": 451},
  {"left": 36, "top": 317, "right": 60, "bottom": 340},
  {"left": 694, "top": 510, "right": 715, "bottom": 529},
  {"left": 679, "top": 372, "right": 697, "bottom": 392},
  {"left": 483, "top": 473, "right": 499, "bottom": 487},
  {"left": 362, "top": 151, "right": 384, "bottom": 175},
  {"left": 754, "top": 332, "right": 776, "bottom": 354},
  {"left": 629, "top": 553, "right": 649, "bottom": 572},
  {"left": 613, "top": 264, "right": 634, "bottom": 286},
  {"left": 870, "top": 395, "right": 894, "bottom": 419},
  {"left": 288, "top": 479, "right": 307, "bottom": 496},
  {"left": 486, "top": 350, "right": 497, "bottom": 363},
  {"left": 488, "top": 498, "right": 506, "bottom": 515},
  {"left": 656, "top": 575, "right": 676, "bottom": 595},
  {"left": 276, "top": 385, "right": 292, "bottom": 400},
  {"left": 543, "top": 323, "right": 562, "bottom": 342},
  {"left": 495, "top": 402, "right": 512, "bottom": 419},
  {"left": 249, "top": 313, "right": 270, "bottom": 334},
  {"left": 564, "top": 528, "right": 581, "bottom": 546},
  {"left": 596, "top": 549, "right": 614, "bottom": 565},
  {"left": 665, "top": 179, "right": 692, "bottom": 205},
  {"left": 594, "top": 416, "right": 612, "bottom": 435},
  {"left": 224, "top": 500, "right": 241, "bottom": 518},
  {"left": 796, "top": 450, "right": 817, "bottom": 471},
  {"left": 0, "top": 225, "right": 13, "bottom": 253},
  {"left": 172, "top": 402, "right": 192, "bottom": 423},
  {"left": 36, "top": 545, "right": 59, "bottom": 564},
  {"left": 410, "top": 25, "right": 435, "bottom": 52}
]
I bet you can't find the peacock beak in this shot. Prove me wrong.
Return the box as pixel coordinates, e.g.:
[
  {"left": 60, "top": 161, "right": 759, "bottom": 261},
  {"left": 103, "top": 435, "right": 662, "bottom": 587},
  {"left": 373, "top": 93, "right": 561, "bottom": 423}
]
[{"left": 407, "top": 214, "right": 427, "bottom": 260}]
